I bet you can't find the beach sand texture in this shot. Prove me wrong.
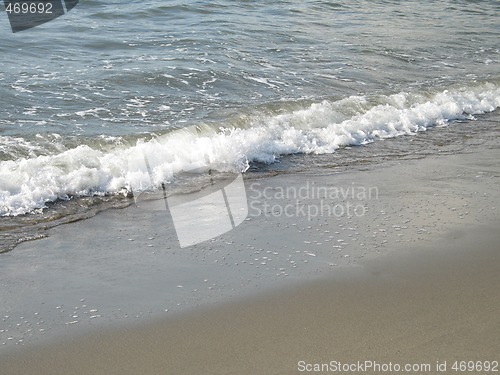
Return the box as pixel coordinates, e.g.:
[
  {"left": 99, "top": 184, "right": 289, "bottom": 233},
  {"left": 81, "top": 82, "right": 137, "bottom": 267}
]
[{"left": 1, "top": 146, "right": 499, "bottom": 374}]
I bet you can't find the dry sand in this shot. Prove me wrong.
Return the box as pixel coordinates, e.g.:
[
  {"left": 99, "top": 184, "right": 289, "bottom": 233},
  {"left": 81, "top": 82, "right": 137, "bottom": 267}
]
[{"left": 1, "top": 219, "right": 499, "bottom": 375}]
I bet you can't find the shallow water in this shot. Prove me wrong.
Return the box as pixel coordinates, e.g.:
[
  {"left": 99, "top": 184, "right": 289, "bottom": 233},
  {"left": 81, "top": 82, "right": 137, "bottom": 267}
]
[{"left": 0, "top": 0, "right": 499, "bottom": 248}]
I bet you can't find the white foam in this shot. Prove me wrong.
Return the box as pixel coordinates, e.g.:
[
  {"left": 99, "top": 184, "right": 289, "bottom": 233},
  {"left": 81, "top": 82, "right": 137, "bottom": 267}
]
[{"left": 1, "top": 83, "right": 499, "bottom": 216}]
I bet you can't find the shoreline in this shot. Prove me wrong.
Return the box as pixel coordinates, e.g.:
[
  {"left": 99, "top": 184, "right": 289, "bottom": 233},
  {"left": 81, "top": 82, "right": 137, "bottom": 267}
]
[
  {"left": 2, "top": 108, "right": 499, "bottom": 256},
  {"left": 1, "top": 144, "right": 499, "bottom": 373}
]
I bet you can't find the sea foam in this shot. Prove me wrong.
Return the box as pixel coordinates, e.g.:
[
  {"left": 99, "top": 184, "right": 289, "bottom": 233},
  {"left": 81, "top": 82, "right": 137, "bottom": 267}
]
[{"left": 1, "top": 83, "right": 499, "bottom": 216}]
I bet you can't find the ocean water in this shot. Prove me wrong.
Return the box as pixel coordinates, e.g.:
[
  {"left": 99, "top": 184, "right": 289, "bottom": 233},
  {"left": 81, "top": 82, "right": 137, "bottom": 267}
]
[{"left": 0, "top": 0, "right": 499, "bottom": 251}]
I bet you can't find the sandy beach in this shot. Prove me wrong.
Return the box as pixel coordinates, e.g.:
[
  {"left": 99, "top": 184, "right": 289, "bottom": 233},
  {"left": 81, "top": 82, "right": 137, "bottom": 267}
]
[
  {"left": 1, "top": 144, "right": 499, "bottom": 374},
  {"left": 4, "top": 221, "right": 499, "bottom": 375},
  {"left": 1, "top": 1, "right": 499, "bottom": 373}
]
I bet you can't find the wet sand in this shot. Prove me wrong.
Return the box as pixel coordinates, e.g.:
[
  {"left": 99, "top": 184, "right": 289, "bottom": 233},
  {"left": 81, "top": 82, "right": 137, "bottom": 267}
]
[{"left": 1, "top": 147, "right": 499, "bottom": 374}]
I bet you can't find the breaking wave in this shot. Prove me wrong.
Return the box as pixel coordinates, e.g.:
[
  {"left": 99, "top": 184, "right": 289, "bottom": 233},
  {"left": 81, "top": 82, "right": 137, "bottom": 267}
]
[{"left": 1, "top": 82, "right": 499, "bottom": 216}]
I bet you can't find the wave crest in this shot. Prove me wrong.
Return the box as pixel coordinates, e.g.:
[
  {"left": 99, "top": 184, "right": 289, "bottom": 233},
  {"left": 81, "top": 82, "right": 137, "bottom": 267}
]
[{"left": 1, "top": 82, "right": 499, "bottom": 216}]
